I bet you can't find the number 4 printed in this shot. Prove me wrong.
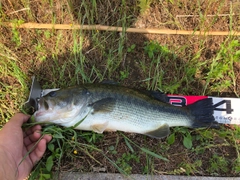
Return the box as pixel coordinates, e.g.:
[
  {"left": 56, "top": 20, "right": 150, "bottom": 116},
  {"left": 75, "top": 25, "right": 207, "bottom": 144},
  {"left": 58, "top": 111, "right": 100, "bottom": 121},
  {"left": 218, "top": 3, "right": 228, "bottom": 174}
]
[{"left": 213, "top": 100, "right": 234, "bottom": 114}]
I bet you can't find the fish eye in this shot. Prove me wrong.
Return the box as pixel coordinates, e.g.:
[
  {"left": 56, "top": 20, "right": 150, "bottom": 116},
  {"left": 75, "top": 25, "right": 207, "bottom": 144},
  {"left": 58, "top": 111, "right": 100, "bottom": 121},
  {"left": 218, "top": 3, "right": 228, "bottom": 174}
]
[{"left": 49, "top": 91, "right": 57, "bottom": 97}]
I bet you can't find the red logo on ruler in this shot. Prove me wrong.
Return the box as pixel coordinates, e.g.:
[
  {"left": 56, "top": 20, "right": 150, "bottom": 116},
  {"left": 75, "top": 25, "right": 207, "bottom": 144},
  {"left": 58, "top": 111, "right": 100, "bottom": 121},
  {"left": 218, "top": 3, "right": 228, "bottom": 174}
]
[{"left": 167, "top": 95, "right": 208, "bottom": 106}]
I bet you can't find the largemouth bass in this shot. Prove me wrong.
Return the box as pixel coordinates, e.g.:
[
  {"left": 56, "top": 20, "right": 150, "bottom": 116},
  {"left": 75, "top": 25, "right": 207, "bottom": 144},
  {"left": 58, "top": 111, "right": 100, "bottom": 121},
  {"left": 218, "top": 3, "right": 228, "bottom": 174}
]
[{"left": 34, "top": 84, "right": 218, "bottom": 138}]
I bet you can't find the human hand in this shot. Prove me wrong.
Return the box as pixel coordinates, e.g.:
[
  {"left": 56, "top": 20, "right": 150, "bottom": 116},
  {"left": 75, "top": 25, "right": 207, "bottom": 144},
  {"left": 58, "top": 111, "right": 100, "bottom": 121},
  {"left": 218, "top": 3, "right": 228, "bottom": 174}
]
[{"left": 0, "top": 113, "right": 52, "bottom": 180}]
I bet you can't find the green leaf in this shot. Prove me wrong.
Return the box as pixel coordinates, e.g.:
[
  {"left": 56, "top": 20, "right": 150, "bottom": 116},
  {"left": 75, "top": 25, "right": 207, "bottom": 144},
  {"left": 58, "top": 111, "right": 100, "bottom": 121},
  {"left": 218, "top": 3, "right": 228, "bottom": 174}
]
[
  {"left": 131, "top": 44, "right": 136, "bottom": 49},
  {"left": 47, "top": 143, "right": 54, "bottom": 152},
  {"left": 29, "top": 115, "right": 35, "bottom": 122},
  {"left": 140, "top": 147, "right": 169, "bottom": 162},
  {"left": 72, "top": 114, "right": 88, "bottom": 128},
  {"left": 124, "top": 138, "right": 134, "bottom": 153},
  {"left": 167, "top": 133, "right": 175, "bottom": 145},
  {"left": 235, "top": 50, "right": 240, "bottom": 56},
  {"left": 46, "top": 156, "right": 54, "bottom": 172},
  {"left": 108, "top": 145, "right": 115, "bottom": 151},
  {"left": 40, "top": 174, "right": 51, "bottom": 180},
  {"left": 183, "top": 134, "right": 192, "bottom": 149},
  {"left": 177, "top": 127, "right": 188, "bottom": 134},
  {"left": 53, "top": 133, "right": 64, "bottom": 139}
]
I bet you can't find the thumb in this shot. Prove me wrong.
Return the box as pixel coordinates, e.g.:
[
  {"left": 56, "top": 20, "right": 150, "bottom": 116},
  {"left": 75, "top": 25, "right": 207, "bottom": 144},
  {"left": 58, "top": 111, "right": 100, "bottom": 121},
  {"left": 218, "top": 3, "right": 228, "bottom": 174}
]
[{"left": 8, "top": 113, "right": 30, "bottom": 127}]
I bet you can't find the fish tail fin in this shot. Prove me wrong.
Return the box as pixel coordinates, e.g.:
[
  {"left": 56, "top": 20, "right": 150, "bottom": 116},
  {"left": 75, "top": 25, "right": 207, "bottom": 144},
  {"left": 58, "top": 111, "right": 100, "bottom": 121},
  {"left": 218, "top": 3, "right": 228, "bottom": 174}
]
[{"left": 187, "top": 98, "right": 219, "bottom": 128}]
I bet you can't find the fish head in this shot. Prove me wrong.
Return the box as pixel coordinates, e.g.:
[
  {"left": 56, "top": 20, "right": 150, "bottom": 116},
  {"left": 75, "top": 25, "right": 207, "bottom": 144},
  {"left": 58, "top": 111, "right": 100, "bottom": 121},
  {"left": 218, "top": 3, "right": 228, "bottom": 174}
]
[{"left": 33, "top": 87, "right": 90, "bottom": 124}]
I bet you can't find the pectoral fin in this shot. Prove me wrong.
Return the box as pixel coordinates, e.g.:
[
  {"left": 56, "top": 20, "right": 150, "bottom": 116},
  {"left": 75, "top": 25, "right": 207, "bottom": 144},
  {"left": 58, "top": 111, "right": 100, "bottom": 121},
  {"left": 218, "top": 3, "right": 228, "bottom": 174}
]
[
  {"left": 91, "top": 121, "right": 109, "bottom": 133},
  {"left": 145, "top": 124, "right": 170, "bottom": 139},
  {"left": 90, "top": 98, "right": 116, "bottom": 114}
]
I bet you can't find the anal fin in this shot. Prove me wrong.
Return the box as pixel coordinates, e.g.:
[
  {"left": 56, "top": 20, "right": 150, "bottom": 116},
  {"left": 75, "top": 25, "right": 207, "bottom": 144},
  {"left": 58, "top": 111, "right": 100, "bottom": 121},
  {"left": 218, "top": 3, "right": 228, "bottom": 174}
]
[
  {"left": 145, "top": 124, "right": 170, "bottom": 139},
  {"left": 91, "top": 121, "right": 109, "bottom": 133}
]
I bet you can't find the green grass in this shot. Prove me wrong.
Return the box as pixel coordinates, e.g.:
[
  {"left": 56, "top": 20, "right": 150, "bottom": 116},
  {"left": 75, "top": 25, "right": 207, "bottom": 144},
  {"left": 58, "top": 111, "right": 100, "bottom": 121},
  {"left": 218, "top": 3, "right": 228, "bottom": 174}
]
[
  {"left": 203, "top": 39, "right": 240, "bottom": 96},
  {"left": 0, "top": 43, "right": 28, "bottom": 127},
  {"left": 25, "top": 124, "right": 104, "bottom": 179},
  {"left": 1, "top": 0, "right": 240, "bottom": 179}
]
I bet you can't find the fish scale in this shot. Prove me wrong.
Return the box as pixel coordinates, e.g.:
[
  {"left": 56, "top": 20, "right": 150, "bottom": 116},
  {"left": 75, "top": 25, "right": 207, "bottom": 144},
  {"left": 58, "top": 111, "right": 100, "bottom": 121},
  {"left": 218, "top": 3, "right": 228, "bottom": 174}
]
[{"left": 34, "top": 83, "right": 218, "bottom": 139}]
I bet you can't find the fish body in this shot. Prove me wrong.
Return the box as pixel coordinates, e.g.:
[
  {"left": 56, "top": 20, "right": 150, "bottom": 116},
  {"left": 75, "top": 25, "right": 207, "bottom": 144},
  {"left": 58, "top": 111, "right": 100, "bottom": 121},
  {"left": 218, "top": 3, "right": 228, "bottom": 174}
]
[{"left": 34, "top": 84, "right": 218, "bottom": 138}]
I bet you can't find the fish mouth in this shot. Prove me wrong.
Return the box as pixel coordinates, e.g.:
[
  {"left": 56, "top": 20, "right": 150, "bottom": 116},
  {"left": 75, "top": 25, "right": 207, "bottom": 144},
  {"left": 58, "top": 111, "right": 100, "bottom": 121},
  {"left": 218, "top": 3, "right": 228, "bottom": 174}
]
[
  {"left": 38, "top": 98, "right": 49, "bottom": 110},
  {"left": 43, "top": 100, "right": 49, "bottom": 110},
  {"left": 35, "top": 98, "right": 52, "bottom": 117}
]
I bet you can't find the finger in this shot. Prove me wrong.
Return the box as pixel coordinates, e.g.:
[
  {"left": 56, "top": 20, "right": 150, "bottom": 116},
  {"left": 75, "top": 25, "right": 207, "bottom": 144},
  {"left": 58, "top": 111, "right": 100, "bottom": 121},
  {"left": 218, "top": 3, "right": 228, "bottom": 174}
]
[
  {"left": 43, "top": 134, "right": 52, "bottom": 143},
  {"left": 24, "top": 130, "right": 42, "bottom": 147},
  {"left": 9, "top": 113, "right": 30, "bottom": 126},
  {"left": 23, "top": 125, "right": 42, "bottom": 138},
  {"left": 29, "top": 139, "right": 47, "bottom": 164},
  {"left": 26, "top": 134, "right": 52, "bottom": 152},
  {"left": 0, "top": 113, "right": 30, "bottom": 140}
]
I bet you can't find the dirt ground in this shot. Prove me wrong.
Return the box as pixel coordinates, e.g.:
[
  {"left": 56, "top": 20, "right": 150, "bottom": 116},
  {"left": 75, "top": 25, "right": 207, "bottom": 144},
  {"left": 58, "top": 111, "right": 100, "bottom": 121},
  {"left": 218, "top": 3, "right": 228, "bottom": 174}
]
[
  {"left": 1, "top": 0, "right": 240, "bottom": 93},
  {"left": 1, "top": 0, "right": 240, "bottom": 177}
]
